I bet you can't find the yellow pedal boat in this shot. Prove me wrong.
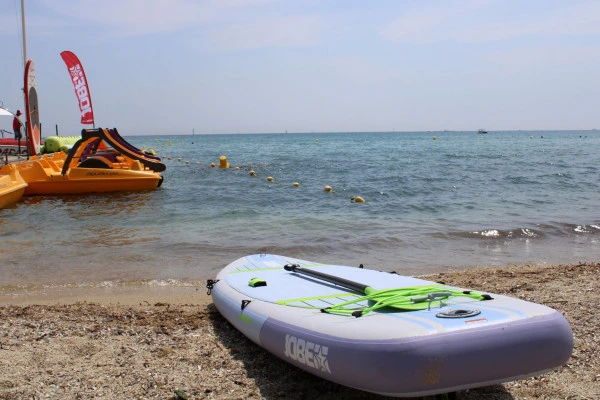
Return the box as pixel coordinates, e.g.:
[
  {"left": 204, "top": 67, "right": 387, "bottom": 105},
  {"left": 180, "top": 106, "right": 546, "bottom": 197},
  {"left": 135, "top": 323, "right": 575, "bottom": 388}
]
[
  {"left": 14, "top": 127, "right": 165, "bottom": 195},
  {"left": 0, "top": 163, "right": 28, "bottom": 208}
]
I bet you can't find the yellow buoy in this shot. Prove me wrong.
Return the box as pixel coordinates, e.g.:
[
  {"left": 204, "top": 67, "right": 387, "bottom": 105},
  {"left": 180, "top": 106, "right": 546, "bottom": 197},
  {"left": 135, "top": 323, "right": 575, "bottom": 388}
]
[
  {"left": 433, "top": 136, "right": 437, "bottom": 140},
  {"left": 210, "top": 163, "right": 216, "bottom": 167},
  {"left": 324, "top": 185, "right": 332, "bottom": 192},
  {"left": 353, "top": 196, "right": 365, "bottom": 203},
  {"left": 177, "top": 157, "right": 182, "bottom": 162},
  {"left": 235, "top": 166, "right": 240, "bottom": 170},
  {"left": 168, "top": 141, "right": 172, "bottom": 146},
  {"left": 249, "top": 170, "right": 256, "bottom": 176},
  {"left": 185, "top": 160, "right": 189, "bottom": 164},
  {"left": 293, "top": 182, "right": 300, "bottom": 187},
  {"left": 267, "top": 176, "right": 274, "bottom": 182},
  {"left": 219, "top": 155, "right": 229, "bottom": 168}
]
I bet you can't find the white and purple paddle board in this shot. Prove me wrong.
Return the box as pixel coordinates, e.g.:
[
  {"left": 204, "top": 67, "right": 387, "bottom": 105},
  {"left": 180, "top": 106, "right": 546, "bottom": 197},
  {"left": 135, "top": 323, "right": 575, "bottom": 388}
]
[{"left": 209, "top": 254, "right": 573, "bottom": 397}]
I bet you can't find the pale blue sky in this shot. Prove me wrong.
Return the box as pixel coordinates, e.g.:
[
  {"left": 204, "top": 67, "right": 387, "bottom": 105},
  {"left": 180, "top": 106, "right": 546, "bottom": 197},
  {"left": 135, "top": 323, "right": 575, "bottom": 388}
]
[{"left": 1, "top": 0, "right": 599, "bottom": 135}]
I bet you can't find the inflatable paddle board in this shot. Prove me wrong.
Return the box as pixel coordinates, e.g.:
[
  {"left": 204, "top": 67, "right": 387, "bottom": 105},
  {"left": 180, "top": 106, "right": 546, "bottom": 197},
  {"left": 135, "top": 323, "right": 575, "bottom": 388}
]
[
  {"left": 208, "top": 254, "right": 573, "bottom": 398},
  {"left": 24, "top": 59, "right": 41, "bottom": 156}
]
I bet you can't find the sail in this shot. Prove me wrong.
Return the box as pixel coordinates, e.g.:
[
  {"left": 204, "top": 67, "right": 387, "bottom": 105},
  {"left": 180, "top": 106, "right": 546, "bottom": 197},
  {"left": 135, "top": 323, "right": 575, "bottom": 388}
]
[
  {"left": 60, "top": 51, "right": 94, "bottom": 125},
  {"left": 24, "top": 59, "right": 41, "bottom": 155}
]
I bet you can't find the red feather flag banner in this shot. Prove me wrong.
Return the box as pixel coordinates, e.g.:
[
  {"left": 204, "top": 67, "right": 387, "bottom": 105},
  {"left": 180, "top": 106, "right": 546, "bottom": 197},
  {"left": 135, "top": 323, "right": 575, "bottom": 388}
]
[{"left": 60, "top": 50, "right": 94, "bottom": 125}]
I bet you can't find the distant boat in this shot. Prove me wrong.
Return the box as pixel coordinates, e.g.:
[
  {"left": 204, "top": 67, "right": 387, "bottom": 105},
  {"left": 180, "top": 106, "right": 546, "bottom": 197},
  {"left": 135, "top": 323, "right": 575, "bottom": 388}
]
[{"left": 477, "top": 129, "right": 488, "bottom": 134}]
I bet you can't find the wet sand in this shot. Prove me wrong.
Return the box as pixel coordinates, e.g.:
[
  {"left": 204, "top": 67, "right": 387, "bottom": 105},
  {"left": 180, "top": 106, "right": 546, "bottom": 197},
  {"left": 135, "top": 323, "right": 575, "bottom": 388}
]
[{"left": 1, "top": 262, "right": 598, "bottom": 399}]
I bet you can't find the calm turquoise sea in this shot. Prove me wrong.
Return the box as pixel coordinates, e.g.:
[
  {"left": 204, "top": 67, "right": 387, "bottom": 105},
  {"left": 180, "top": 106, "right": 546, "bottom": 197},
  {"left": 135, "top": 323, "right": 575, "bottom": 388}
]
[{"left": 1, "top": 130, "right": 599, "bottom": 287}]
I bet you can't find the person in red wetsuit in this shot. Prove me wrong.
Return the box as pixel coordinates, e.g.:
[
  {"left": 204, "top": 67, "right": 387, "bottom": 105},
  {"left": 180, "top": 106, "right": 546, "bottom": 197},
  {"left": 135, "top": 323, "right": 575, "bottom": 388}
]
[{"left": 13, "top": 110, "right": 23, "bottom": 140}]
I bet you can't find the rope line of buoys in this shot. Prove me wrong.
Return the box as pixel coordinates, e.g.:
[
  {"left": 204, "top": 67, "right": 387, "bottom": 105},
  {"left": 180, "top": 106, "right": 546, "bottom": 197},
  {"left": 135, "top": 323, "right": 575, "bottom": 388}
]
[{"left": 158, "top": 152, "right": 367, "bottom": 204}]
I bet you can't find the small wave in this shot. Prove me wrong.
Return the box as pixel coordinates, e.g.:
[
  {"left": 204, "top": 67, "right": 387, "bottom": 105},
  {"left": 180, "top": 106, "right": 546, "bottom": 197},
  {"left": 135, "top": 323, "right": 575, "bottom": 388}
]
[
  {"left": 436, "top": 221, "right": 600, "bottom": 241},
  {"left": 434, "top": 227, "right": 545, "bottom": 240},
  {"left": 574, "top": 225, "right": 600, "bottom": 234},
  {"left": 548, "top": 222, "right": 600, "bottom": 235},
  {"left": 476, "top": 229, "right": 500, "bottom": 238},
  {"left": 508, "top": 176, "right": 538, "bottom": 185},
  {"left": 519, "top": 228, "right": 538, "bottom": 237}
]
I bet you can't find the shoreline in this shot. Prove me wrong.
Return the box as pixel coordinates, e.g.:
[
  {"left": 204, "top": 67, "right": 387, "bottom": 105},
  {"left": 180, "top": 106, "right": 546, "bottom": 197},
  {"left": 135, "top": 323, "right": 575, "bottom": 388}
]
[
  {"left": 0, "top": 280, "right": 211, "bottom": 307},
  {"left": 1, "top": 262, "right": 598, "bottom": 399}
]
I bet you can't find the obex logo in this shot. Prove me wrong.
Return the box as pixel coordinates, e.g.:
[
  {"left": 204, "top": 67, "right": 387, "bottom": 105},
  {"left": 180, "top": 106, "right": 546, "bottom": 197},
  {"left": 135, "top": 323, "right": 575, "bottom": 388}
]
[
  {"left": 283, "top": 334, "right": 331, "bottom": 373},
  {"left": 68, "top": 64, "right": 92, "bottom": 119}
]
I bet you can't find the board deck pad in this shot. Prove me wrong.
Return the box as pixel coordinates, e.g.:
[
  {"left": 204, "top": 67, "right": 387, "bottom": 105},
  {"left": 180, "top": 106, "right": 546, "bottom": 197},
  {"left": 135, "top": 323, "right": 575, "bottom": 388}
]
[{"left": 222, "top": 254, "right": 528, "bottom": 328}]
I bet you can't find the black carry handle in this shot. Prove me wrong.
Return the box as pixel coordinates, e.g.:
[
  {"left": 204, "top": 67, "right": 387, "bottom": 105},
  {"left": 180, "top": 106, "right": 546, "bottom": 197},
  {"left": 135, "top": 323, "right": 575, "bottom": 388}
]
[{"left": 284, "top": 263, "right": 369, "bottom": 294}]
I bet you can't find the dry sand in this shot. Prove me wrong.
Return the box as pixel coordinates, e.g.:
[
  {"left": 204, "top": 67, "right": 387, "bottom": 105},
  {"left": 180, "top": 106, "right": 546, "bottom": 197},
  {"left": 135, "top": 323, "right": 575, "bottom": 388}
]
[{"left": 0, "top": 262, "right": 598, "bottom": 399}]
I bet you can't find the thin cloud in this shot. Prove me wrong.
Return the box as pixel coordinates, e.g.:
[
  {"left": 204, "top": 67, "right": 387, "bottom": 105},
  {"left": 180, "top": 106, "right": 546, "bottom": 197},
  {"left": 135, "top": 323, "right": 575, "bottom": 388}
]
[
  {"left": 36, "top": 0, "right": 274, "bottom": 37},
  {"left": 317, "top": 56, "right": 402, "bottom": 84},
  {"left": 482, "top": 44, "right": 600, "bottom": 68},
  {"left": 208, "top": 15, "right": 325, "bottom": 51},
  {"left": 379, "top": 1, "right": 600, "bottom": 44},
  {"left": 378, "top": 1, "right": 485, "bottom": 44}
]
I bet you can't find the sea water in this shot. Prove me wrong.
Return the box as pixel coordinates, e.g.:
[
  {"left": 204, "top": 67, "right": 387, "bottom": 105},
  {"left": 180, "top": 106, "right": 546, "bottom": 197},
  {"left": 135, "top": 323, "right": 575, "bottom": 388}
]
[{"left": 1, "top": 130, "right": 599, "bottom": 287}]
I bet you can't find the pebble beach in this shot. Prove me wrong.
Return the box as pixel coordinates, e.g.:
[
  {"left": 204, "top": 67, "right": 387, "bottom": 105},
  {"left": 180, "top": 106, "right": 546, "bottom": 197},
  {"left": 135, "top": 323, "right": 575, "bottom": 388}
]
[{"left": 1, "top": 262, "right": 598, "bottom": 399}]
